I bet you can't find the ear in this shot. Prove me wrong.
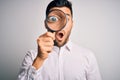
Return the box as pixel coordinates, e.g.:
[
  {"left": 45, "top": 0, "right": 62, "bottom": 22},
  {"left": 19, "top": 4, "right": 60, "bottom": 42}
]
[
  {"left": 72, "top": 19, "right": 73, "bottom": 23},
  {"left": 71, "top": 19, "right": 73, "bottom": 27}
]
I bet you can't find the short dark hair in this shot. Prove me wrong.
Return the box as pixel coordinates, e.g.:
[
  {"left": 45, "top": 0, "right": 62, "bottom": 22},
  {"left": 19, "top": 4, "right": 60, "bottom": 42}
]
[{"left": 46, "top": 0, "right": 73, "bottom": 17}]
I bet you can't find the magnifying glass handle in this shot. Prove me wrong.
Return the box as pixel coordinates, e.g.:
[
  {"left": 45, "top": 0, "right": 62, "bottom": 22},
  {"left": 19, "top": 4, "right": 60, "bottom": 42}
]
[
  {"left": 47, "top": 30, "right": 57, "bottom": 46},
  {"left": 53, "top": 40, "right": 57, "bottom": 46}
]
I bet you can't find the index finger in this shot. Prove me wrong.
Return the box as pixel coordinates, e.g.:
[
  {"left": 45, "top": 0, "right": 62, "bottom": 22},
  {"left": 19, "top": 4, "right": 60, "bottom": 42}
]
[{"left": 46, "top": 32, "right": 55, "bottom": 40}]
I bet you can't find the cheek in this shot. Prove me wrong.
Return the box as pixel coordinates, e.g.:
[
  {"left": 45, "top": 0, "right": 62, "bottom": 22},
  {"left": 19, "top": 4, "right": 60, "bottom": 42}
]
[
  {"left": 63, "top": 20, "right": 73, "bottom": 33},
  {"left": 63, "top": 23, "right": 72, "bottom": 38}
]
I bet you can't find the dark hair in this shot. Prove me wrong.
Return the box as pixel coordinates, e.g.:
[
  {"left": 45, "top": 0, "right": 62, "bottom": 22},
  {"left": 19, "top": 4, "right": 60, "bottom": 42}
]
[{"left": 46, "top": 0, "right": 73, "bottom": 17}]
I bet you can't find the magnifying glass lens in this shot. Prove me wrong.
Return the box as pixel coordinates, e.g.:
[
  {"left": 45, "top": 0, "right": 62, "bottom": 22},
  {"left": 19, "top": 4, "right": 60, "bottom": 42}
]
[{"left": 46, "top": 9, "right": 67, "bottom": 32}]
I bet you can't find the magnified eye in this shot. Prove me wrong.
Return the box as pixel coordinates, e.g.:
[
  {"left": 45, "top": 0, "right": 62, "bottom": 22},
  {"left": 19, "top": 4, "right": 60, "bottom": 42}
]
[{"left": 47, "top": 16, "right": 59, "bottom": 22}]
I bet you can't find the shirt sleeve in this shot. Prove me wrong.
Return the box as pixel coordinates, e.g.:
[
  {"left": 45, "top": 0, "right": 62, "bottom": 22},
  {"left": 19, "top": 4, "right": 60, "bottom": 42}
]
[
  {"left": 17, "top": 50, "right": 42, "bottom": 80},
  {"left": 86, "top": 51, "right": 102, "bottom": 80}
]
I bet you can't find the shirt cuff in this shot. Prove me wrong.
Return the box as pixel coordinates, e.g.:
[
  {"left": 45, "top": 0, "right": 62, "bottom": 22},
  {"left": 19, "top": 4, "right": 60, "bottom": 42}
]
[
  {"left": 27, "top": 66, "right": 38, "bottom": 80},
  {"left": 28, "top": 65, "right": 44, "bottom": 79}
]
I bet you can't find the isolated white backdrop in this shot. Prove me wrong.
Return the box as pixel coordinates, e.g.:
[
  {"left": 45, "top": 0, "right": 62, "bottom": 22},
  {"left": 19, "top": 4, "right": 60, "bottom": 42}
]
[{"left": 0, "top": 0, "right": 120, "bottom": 80}]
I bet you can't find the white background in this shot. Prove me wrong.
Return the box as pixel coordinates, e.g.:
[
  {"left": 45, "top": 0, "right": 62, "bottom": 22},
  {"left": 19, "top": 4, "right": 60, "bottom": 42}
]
[{"left": 0, "top": 0, "right": 120, "bottom": 80}]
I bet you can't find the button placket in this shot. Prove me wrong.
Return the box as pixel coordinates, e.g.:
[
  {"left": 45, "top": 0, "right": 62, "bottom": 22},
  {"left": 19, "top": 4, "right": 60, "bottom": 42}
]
[{"left": 58, "top": 47, "right": 65, "bottom": 80}]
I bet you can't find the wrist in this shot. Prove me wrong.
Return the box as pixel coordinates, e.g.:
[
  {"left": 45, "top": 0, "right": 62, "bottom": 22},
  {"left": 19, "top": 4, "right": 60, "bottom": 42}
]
[{"left": 32, "top": 56, "right": 45, "bottom": 70}]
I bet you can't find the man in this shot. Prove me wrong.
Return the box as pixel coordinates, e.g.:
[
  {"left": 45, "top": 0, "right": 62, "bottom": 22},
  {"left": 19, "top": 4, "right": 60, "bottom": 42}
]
[{"left": 18, "top": 0, "right": 102, "bottom": 80}]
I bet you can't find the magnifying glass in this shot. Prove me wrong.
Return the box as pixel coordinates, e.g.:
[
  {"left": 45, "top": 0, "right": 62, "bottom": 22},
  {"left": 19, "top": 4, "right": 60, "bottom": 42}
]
[{"left": 45, "top": 9, "right": 67, "bottom": 32}]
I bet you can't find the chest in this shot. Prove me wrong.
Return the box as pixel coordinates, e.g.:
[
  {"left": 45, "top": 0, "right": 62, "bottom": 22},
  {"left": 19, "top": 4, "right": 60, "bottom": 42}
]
[{"left": 41, "top": 52, "right": 88, "bottom": 80}]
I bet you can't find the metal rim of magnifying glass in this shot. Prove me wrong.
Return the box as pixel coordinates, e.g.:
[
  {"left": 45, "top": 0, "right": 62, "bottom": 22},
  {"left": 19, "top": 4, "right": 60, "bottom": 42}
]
[{"left": 45, "top": 9, "right": 68, "bottom": 32}]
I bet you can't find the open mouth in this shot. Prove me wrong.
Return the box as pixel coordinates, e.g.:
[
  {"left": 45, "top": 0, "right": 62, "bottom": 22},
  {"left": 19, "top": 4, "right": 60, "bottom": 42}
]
[
  {"left": 58, "top": 33, "right": 64, "bottom": 38},
  {"left": 56, "top": 31, "right": 65, "bottom": 41}
]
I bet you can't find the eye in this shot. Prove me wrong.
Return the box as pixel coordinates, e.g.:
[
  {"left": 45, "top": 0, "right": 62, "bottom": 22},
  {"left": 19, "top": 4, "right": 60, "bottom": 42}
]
[{"left": 47, "top": 16, "right": 59, "bottom": 22}]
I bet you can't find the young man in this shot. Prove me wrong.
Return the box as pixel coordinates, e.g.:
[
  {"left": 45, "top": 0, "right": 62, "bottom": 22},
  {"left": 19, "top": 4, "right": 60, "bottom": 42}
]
[{"left": 18, "top": 0, "right": 102, "bottom": 80}]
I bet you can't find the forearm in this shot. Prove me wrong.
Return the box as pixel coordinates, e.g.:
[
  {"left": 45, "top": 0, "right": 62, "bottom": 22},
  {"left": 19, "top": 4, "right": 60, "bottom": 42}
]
[
  {"left": 17, "top": 50, "right": 44, "bottom": 80},
  {"left": 32, "top": 56, "right": 45, "bottom": 70}
]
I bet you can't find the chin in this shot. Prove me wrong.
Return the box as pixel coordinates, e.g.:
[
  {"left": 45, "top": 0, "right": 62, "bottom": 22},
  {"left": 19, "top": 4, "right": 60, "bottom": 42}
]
[
  {"left": 57, "top": 42, "right": 65, "bottom": 47},
  {"left": 54, "top": 39, "right": 68, "bottom": 47}
]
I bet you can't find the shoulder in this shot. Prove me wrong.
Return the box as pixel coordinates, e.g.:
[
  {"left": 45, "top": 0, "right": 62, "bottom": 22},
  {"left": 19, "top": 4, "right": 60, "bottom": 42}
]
[
  {"left": 71, "top": 42, "right": 96, "bottom": 61},
  {"left": 72, "top": 42, "right": 93, "bottom": 54}
]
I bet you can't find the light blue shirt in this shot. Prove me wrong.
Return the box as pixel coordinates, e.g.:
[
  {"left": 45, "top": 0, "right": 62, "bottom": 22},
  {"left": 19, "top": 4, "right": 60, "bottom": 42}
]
[{"left": 18, "top": 41, "right": 101, "bottom": 80}]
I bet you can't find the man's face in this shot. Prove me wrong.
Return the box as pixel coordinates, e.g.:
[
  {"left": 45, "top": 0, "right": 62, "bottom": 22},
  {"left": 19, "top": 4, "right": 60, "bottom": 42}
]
[{"left": 47, "top": 7, "right": 73, "bottom": 47}]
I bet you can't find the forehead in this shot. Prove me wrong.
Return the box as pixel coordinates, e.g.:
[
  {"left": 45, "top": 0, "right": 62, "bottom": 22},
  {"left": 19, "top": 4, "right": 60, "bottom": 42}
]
[{"left": 50, "top": 7, "right": 71, "bottom": 17}]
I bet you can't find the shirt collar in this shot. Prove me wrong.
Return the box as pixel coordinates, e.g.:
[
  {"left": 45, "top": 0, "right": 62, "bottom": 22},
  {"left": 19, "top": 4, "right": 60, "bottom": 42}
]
[
  {"left": 64, "top": 40, "right": 72, "bottom": 51},
  {"left": 53, "top": 40, "right": 72, "bottom": 52}
]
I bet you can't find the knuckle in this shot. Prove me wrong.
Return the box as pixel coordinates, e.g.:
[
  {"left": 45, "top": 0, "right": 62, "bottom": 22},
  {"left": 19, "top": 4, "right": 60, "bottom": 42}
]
[
  {"left": 46, "top": 32, "right": 50, "bottom": 36},
  {"left": 48, "top": 37, "right": 52, "bottom": 41}
]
